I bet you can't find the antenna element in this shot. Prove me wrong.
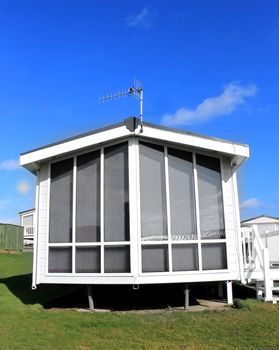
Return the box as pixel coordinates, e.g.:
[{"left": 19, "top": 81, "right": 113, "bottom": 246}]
[{"left": 99, "top": 80, "right": 144, "bottom": 132}]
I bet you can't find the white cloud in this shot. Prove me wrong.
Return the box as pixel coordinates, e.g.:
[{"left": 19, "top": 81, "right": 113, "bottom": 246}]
[
  {"left": 0, "top": 159, "right": 19, "bottom": 170},
  {"left": 240, "top": 198, "right": 262, "bottom": 209},
  {"left": 126, "top": 6, "right": 156, "bottom": 28},
  {"left": 17, "top": 181, "right": 30, "bottom": 194},
  {"left": 161, "top": 82, "right": 257, "bottom": 126}
]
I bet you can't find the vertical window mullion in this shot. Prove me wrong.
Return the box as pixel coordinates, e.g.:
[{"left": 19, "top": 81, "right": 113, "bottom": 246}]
[
  {"left": 136, "top": 140, "right": 142, "bottom": 275},
  {"left": 164, "top": 146, "right": 172, "bottom": 272},
  {"left": 193, "top": 153, "right": 202, "bottom": 271},
  {"left": 72, "top": 157, "right": 77, "bottom": 273},
  {"left": 100, "top": 148, "right": 104, "bottom": 274},
  {"left": 129, "top": 137, "right": 139, "bottom": 277}
]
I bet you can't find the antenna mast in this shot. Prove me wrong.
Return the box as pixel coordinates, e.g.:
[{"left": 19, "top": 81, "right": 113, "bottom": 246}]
[{"left": 99, "top": 80, "right": 144, "bottom": 132}]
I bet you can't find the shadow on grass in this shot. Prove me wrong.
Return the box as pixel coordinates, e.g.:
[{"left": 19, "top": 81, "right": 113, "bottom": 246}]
[
  {"left": 1, "top": 272, "right": 257, "bottom": 311},
  {"left": 0, "top": 274, "right": 79, "bottom": 307},
  {"left": 0, "top": 272, "right": 233, "bottom": 310}
]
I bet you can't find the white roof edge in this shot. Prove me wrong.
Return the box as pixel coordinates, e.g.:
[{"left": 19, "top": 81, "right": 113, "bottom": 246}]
[
  {"left": 20, "top": 125, "right": 131, "bottom": 167},
  {"left": 143, "top": 125, "right": 249, "bottom": 158},
  {"left": 20, "top": 122, "right": 249, "bottom": 172}
]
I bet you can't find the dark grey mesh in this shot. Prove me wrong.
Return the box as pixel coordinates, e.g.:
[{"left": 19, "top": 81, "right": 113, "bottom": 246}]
[
  {"left": 104, "top": 143, "right": 129, "bottom": 242},
  {"left": 76, "top": 247, "right": 100, "bottom": 273},
  {"left": 196, "top": 154, "right": 225, "bottom": 239},
  {"left": 202, "top": 243, "right": 227, "bottom": 270},
  {"left": 172, "top": 244, "right": 199, "bottom": 271},
  {"left": 168, "top": 148, "right": 197, "bottom": 240},
  {"left": 49, "top": 158, "right": 73, "bottom": 243},
  {"left": 49, "top": 247, "right": 72, "bottom": 273},
  {"left": 139, "top": 142, "right": 167, "bottom": 241},
  {"left": 76, "top": 151, "right": 100, "bottom": 242},
  {"left": 142, "top": 245, "right": 168, "bottom": 272},
  {"left": 104, "top": 246, "right": 130, "bottom": 273}
]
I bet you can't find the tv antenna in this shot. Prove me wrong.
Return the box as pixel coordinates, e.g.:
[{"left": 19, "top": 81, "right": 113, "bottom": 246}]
[{"left": 99, "top": 80, "right": 144, "bottom": 132}]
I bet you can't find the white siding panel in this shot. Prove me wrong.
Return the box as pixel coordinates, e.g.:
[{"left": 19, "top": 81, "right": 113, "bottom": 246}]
[
  {"left": 221, "top": 158, "right": 239, "bottom": 277},
  {"left": 38, "top": 163, "right": 49, "bottom": 281}
]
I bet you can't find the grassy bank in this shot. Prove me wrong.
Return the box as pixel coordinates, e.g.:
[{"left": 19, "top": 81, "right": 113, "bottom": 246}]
[{"left": 0, "top": 253, "right": 279, "bottom": 349}]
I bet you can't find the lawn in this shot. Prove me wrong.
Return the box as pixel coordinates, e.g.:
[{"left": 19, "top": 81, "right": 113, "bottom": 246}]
[{"left": 0, "top": 253, "right": 279, "bottom": 349}]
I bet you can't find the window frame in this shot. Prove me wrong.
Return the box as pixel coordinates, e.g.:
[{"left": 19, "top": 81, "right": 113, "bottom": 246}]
[
  {"left": 45, "top": 136, "right": 229, "bottom": 277},
  {"left": 46, "top": 138, "right": 132, "bottom": 276},
  {"left": 136, "top": 138, "right": 228, "bottom": 276}
]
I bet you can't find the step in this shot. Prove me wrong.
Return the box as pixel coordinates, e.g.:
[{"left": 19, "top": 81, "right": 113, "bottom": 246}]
[
  {"left": 272, "top": 287, "right": 279, "bottom": 291},
  {"left": 265, "top": 296, "right": 279, "bottom": 304}
]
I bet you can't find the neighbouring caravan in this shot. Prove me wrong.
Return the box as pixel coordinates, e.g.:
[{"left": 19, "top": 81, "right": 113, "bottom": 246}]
[
  {"left": 19, "top": 208, "right": 35, "bottom": 245},
  {"left": 21, "top": 117, "right": 278, "bottom": 305},
  {"left": 242, "top": 215, "right": 279, "bottom": 265}
]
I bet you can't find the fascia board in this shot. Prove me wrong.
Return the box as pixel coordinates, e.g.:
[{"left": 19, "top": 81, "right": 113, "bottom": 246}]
[
  {"left": 141, "top": 125, "right": 250, "bottom": 159},
  {"left": 20, "top": 125, "right": 131, "bottom": 167},
  {"left": 20, "top": 123, "right": 249, "bottom": 172}
]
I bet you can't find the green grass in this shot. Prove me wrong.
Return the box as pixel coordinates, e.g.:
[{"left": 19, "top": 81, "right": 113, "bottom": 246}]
[{"left": 0, "top": 253, "right": 279, "bottom": 349}]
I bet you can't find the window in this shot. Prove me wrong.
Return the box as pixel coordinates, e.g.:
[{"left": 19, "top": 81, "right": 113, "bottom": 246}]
[
  {"left": 49, "top": 158, "right": 73, "bottom": 243},
  {"left": 104, "top": 143, "right": 129, "bottom": 242},
  {"left": 104, "top": 143, "right": 130, "bottom": 272},
  {"left": 196, "top": 154, "right": 225, "bottom": 239},
  {"left": 202, "top": 243, "right": 227, "bottom": 270},
  {"left": 139, "top": 142, "right": 227, "bottom": 273},
  {"left": 142, "top": 245, "right": 168, "bottom": 272},
  {"left": 76, "top": 247, "right": 101, "bottom": 273},
  {"left": 48, "top": 139, "right": 227, "bottom": 275},
  {"left": 104, "top": 246, "right": 130, "bottom": 273},
  {"left": 168, "top": 148, "right": 196, "bottom": 240},
  {"left": 172, "top": 244, "right": 199, "bottom": 271},
  {"left": 48, "top": 142, "right": 130, "bottom": 274},
  {"left": 139, "top": 142, "right": 167, "bottom": 241},
  {"left": 49, "top": 247, "right": 72, "bottom": 273},
  {"left": 22, "top": 214, "right": 33, "bottom": 226},
  {"left": 76, "top": 150, "right": 100, "bottom": 242}
]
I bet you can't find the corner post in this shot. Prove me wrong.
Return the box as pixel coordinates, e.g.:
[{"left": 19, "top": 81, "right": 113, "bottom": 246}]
[
  {"left": 226, "top": 281, "right": 233, "bottom": 305},
  {"left": 87, "top": 285, "right": 94, "bottom": 310},
  {"left": 184, "top": 284, "right": 190, "bottom": 310}
]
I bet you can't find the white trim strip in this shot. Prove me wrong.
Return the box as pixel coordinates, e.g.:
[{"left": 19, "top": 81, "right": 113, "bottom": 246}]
[
  {"left": 72, "top": 156, "right": 77, "bottom": 273},
  {"left": 164, "top": 146, "right": 172, "bottom": 272},
  {"left": 100, "top": 148, "right": 104, "bottom": 274},
  {"left": 193, "top": 153, "right": 202, "bottom": 271}
]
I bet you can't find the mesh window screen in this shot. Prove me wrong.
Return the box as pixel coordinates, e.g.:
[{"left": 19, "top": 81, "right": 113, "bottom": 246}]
[
  {"left": 139, "top": 142, "right": 167, "bottom": 241},
  {"left": 76, "top": 151, "right": 100, "bottom": 242},
  {"left": 168, "top": 148, "right": 197, "bottom": 240},
  {"left": 172, "top": 244, "right": 199, "bottom": 271},
  {"left": 104, "top": 143, "right": 129, "bottom": 242},
  {"left": 196, "top": 154, "right": 225, "bottom": 239},
  {"left": 104, "top": 246, "right": 130, "bottom": 273},
  {"left": 49, "top": 158, "right": 73, "bottom": 243},
  {"left": 202, "top": 243, "right": 227, "bottom": 270},
  {"left": 76, "top": 247, "right": 100, "bottom": 273},
  {"left": 142, "top": 245, "right": 168, "bottom": 272},
  {"left": 49, "top": 247, "right": 72, "bottom": 273}
]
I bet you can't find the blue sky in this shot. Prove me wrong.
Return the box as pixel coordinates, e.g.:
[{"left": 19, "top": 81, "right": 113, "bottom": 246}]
[{"left": 0, "top": 0, "right": 278, "bottom": 223}]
